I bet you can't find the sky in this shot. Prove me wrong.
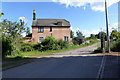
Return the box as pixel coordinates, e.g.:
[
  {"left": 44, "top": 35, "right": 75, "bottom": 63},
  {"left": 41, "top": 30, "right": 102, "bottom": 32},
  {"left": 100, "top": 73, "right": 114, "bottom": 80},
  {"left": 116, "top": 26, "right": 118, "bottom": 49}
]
[{"left": 1, "top": 0, "right": 119, "bottom": 37}]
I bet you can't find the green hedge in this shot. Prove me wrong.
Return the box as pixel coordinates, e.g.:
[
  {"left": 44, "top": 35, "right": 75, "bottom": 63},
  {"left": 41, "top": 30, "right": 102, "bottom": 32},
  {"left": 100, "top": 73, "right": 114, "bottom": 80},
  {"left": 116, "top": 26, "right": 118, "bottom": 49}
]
[
  {"left": 20, "top": 36, "right": 71, "bottom": 52},
  {"left": 58, "top": 39, "right": 69, "bottom": 49},
  {"left": 20, "top": 42, "right": 34, "bottom": 52},
  {"left": 2, "top": 37, "right": 13, "bottom": 58},
  {"left": 41, "top": 36, "right": 60, "bottom": 50},
  {"left": 110, "top": 40, "right": 120, "bottom": 52},
  {"left": 33, "top": 43, "right": 43, "bottom": 51}
]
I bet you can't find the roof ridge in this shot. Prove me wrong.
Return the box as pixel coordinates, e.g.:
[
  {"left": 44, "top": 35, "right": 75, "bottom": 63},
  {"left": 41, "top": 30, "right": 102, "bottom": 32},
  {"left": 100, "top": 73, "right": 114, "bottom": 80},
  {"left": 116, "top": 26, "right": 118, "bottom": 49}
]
[{"left": 37, "top": 19, "right": 65, "bottom": 20}]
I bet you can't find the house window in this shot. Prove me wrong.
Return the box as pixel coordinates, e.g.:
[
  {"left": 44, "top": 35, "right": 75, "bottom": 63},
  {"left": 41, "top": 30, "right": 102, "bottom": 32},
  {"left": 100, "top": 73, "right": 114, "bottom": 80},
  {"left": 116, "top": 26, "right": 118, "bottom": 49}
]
[
  {"left": 38, "top": 26, "right": 44, "bottom": 32},
  {"left": 39, "top": 37, "right": 44, "bottom": 42},
  {"left": 50, "top": 26, "right": 52, "bottom": 32},
  {"left": 64, "top": 36, "right": 68, "bottom": 41}
]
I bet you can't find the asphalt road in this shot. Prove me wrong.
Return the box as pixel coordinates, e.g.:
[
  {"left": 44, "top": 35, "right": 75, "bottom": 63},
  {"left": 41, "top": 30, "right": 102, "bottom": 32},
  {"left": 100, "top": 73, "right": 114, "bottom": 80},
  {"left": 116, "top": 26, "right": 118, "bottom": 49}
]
[{"left": 2, "top": 43, "right": 119, "bottom": 79}]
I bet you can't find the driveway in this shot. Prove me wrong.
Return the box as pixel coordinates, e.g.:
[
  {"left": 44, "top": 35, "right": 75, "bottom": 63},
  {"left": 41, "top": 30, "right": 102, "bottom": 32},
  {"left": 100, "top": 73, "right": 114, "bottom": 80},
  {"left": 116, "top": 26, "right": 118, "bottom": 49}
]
[{"left": 53, "top": 42, "right": 100, "bottom": 55}]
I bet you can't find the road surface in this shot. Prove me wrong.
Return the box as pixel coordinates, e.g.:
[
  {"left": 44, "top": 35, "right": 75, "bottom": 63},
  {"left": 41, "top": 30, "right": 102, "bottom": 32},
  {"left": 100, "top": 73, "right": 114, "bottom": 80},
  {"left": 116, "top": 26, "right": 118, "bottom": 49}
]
[{"left": 2, "top": 42, "right": 119, "bottom": 79}]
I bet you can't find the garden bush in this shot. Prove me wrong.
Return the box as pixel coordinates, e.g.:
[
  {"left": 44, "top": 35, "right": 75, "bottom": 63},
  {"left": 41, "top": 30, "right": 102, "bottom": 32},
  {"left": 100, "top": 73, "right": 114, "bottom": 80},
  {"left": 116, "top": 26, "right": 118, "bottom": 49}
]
[
  {"left": 41, "top": 36, "right": 60, "bottom": 50},
  {"left": 110, "top": 40, "right": 120, "bottom": 52},
  {"left": 14, "top": 53, "right": 25, "bottom": 59},
  {"left": 58, "top": 39, "right": 69, "bottom": 49},
  {"left": 94, "top": 47, "right": 102, "bottom": 53},
  {"left": 2, "top": 37, "right": 13, "bottom": 58},
  {"left": 33, "top": 43, "right": 43, "bottom": 51},
  {"left": 72, "top": 37, "right": 84, "bottom": 45},
  {"left": 20, "top": 42, "right": 34, "bottom": 52}
]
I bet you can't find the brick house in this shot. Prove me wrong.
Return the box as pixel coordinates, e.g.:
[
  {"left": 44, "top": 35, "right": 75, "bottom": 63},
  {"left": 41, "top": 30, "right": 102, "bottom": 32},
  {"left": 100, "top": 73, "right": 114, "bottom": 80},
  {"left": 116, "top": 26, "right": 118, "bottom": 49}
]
[{"left": 26, "top": 10, "right": 71, "bottom": 44}]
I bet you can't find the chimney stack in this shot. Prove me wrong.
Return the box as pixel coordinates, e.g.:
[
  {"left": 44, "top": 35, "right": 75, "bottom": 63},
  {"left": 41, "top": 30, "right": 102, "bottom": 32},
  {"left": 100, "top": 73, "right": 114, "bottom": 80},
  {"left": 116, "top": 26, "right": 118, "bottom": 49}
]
[{"left": 33, "top": 10, "right": 36, "bottom": 20}]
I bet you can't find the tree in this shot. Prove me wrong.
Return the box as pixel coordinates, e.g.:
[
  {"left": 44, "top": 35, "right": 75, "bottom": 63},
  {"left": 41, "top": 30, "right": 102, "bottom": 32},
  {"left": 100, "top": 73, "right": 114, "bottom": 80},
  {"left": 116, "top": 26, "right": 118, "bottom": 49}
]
[
  {"left": 70, "top": 30, "right": 74, "bottom": 38},
  {"left": 97, "top": 32, "right": 107, "bottom": 41},
  {"left": 2, "top": 37, "right": 13, "bottom": 58},
  {"left": 76, "top": 30, "right": 83, "bottom": 38},
  {"left": 95, "top": 34, "right": 99, "bottom": 39},
  {"left": 110, "top": 29, "right": 119, "bottom": 41},
  {"left": 90, "top": 34, "right": 96, "bottom": 39},
  {"left": 72, "top": 37, "right": 84, "bottom": 45},
  {"left": 72, "top": 30, "right": 84, "bottom": 45},
  {"left": 0, "top": 12, "right": 4, "bottom": 17},
  {"left": 26, "top": 27, "right": 31, "bottom": 35},
  {"left": 0, "top": 19, "right": 26, "bottom": 55}
]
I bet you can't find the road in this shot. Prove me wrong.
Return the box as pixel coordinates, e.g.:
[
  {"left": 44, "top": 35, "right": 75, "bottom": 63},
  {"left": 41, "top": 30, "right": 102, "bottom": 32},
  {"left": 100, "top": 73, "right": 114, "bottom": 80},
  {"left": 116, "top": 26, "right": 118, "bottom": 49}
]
[{"left": 2, "top": 42, "right": 119, "bottom": 79}]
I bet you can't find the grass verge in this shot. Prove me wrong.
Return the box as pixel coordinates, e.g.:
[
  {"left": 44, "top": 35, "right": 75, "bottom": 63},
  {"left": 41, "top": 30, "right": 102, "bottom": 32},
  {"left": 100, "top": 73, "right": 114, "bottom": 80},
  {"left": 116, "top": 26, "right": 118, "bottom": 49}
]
[
  {"left": 9, "top": 39, "right": 100, "bottom": 57},
  {"left": 3, "top": 39, "right": 100, "bottom": 68}
]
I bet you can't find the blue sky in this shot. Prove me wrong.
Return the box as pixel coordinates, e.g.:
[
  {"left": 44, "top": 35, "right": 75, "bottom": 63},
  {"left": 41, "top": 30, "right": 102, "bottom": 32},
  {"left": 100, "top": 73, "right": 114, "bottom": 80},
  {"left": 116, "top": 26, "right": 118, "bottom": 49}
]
[{"left": 1, "top": 1, "right": 119, "bottom": 37}]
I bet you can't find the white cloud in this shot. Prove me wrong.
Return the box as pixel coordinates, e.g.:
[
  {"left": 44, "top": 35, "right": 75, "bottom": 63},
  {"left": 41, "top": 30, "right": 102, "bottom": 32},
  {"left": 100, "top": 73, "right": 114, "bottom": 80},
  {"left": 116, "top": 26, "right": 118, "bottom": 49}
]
[
  {"left": 82, "top": 6, "right": 86, "bottom": 10},
  {"left": 19, "top": 17, "right": 26, "bottom": 22},
  {"left": 71, "top": 27, "right": 100, "bottom": 37},
  {"left": 72, "top": 22, "right": 120, "bottom": 37},
  {"left": 102, "top": 22, "right": 119, "bottom": 35},
  {"left": 81, "top": 29, "right": 101, "bottom": 37},
  {"left": 71, "top": 22, "right": 120, "bottom": 37},
  {"left": 21, "top": 32, "right": 26, "bottom": 37},
  {"left": 113, "top": 22, "right": 120, "bottom": 27},
  {"left": 76, "top": 27, "right": 80, "bottom": 31},
  {"left": 108, "top": 22, "right": 119, "bottom": 32},
  {"left": 70, "top": 26, "right": 75, "bottom": 31},
  {"left": 52, "top": 0, "right": 120, "bottom": 12}
]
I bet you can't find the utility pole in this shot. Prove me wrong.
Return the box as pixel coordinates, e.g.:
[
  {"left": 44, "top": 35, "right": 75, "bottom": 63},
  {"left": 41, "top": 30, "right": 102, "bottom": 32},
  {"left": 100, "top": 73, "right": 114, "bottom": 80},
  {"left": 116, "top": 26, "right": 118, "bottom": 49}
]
[
  {"left": 100, "top": 28, "right": 102, "bottom": 48},
  {"left": 105, "top": 0, "right": 110, "bottom": 53}
]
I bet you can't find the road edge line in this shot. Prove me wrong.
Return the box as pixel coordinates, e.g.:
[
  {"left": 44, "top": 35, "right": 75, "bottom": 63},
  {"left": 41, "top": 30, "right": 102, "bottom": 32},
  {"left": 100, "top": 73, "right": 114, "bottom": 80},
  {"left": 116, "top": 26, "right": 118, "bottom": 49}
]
[{"left": 96, "top": 55, "right": 106, "bottom": 80}]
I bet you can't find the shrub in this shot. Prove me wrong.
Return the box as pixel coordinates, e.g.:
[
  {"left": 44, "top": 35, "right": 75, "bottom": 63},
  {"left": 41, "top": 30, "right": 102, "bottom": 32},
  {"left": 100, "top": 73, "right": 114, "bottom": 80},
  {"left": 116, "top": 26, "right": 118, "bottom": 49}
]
[
  {"left": 2, "top": 37, "right": 13, "bottom": 58},
  {"left": 41, "top": 36, "right": 60, "bottom": 50},
  {"left": 14, "top": 49, "right": 20, "bottom": 54},
  {"left": 33, "top": 43, "right": 43, "bottom": 51},
  {"left": 110, "top": 40, "right": 120, "bottom": 52},
  {"left": 14, "top": 54, "right": 25, "bottom": 59},
  {"left": 72, "top": 37, "right": 84, "bottom": 45},
  {"left": 69, "top": 41, "right": 74, "bottom": 47},
  {"left": 20, "top": 42, "right": 33, "bottom": 52},
  {"left": 58, "top": 39, "right": 69, "bottom": 49},
  {"left": 94, "top": 47, "right": 102, "bottom": 53}
]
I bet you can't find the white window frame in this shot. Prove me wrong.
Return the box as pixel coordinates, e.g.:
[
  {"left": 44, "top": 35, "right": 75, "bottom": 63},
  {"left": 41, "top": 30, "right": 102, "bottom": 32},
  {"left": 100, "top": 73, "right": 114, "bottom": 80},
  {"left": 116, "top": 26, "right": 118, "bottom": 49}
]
[
  {"left": 64, "top": 36, "right": 68, "bottom": 41},
  {"left": 39, "top": 37, "right": 44, "bottom": 43},
  {"left": 38, "top": 26, "right": 44, "bottom": 32}
]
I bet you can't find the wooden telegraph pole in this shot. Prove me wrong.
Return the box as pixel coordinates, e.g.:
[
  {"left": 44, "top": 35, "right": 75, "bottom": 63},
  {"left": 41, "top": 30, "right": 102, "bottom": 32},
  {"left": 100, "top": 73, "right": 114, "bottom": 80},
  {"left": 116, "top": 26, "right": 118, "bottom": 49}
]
[{"left": 105, "top": 0, "right": 110, "bottom": 53}]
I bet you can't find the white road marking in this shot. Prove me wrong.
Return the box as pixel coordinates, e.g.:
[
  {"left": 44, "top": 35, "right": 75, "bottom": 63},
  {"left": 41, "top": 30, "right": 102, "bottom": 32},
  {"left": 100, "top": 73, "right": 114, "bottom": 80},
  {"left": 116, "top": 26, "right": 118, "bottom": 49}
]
[{"left": 96, "top": 55, "right": 106, "bottom": 80}]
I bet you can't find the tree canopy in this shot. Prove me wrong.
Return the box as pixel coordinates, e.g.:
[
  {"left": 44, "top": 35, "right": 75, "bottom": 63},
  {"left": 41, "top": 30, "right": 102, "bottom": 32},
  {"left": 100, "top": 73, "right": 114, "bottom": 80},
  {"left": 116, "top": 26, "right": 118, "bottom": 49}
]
[
  {"left": 110, "top": 29, "right": 119, "bottom": 41},
  {"left": 70, "top": 30, "right": 74, "bottom": 38},
  {"left": 0, "top": 12, "right": 4, "bottom": 17},
  {"left": 0, "top": 19, "right": 26, "bottom": 55},
  {"left": 76, "top": 30, "right": 83, "bottom": 38},
  {"left": 26, "top": 27, "right": 31, "bottom": 36}
]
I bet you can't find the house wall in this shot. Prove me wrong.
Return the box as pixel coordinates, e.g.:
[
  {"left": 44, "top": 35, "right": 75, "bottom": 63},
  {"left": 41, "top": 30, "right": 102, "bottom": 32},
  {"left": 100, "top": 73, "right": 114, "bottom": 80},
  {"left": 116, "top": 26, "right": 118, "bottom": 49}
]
[
  {"left": 32, "top": 26, "right": 70, "bottom": 44},
  {"left": 23, "top": 37, "right": 32, "bottom": 43}
]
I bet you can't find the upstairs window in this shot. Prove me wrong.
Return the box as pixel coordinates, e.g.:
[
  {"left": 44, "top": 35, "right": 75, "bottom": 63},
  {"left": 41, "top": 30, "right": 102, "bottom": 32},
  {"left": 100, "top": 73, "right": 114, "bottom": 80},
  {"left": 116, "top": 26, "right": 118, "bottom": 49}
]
[
  {"left": 64, "top": 36, "right": 68, "bottom": 41},
  {"left": 50, "top": 26, "right": 52, "bottom": 32},
  {"left": 38, "top": 26, "right": 44, "bottom": 32},
  {"left": 39, "top": 37, "right": 44, "bottom": 42}
]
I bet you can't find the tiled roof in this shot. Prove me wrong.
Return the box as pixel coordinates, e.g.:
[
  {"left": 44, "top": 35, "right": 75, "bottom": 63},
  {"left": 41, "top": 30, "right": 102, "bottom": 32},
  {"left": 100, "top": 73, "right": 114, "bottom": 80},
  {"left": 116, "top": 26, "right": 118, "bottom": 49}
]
[{"left": 32, "top": 19, "right": 70, "bottom": 26}]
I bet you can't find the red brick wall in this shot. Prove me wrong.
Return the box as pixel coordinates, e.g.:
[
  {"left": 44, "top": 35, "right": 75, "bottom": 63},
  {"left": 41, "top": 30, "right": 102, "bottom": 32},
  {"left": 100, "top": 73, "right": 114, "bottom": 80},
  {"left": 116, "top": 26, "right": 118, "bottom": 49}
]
[
  {"left": 32, "top": 26, "right": 70, "bottom": 44},
  {"left": 23, "top": 37, "right": 32, "bottom": 43}
]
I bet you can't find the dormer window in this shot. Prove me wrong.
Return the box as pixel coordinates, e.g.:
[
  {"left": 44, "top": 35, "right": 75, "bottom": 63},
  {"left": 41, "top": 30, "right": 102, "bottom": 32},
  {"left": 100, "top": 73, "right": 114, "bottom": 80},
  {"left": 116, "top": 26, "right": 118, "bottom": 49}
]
[
  {"left": 38, "top": 26, "right": 44, "bottom": 32},
  {"left": 57, "top": 21, "right": 62, "bottom": 26}
]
